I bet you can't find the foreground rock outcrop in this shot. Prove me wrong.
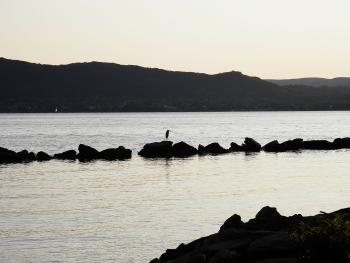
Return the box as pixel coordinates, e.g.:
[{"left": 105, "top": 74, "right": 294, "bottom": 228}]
[{"left": 151, "top": 206, "right": 350, "bottom": 263}]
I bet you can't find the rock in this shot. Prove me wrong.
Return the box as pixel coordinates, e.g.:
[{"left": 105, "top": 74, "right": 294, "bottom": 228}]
[
  {"left": 100, "top": 146, "right": 132, "bottom": 160},
  {"left": 242, "top": 137, "right": 261, "bottom": 152},
  {"left": 205, "top": 238, "right": 251, "bottom": 253},
  {"left": 0, "top": 147, "right": 15, "bottom": 155},
  {"left": 0, "top": 149, "right": 36, "bottom": 163},
  {"left": 149, "top": 258, "right": 158, "bottom": 263},
  {"left": 28, "top": 152, "right": 36, "bottom": 160},
  {"left": 219, "top": 214, "right": 244, "bottom": 232},
  {"left": 138, "top": 141, "right": 173, "bottom": 158},
  {"left": 246, "top": 207, "right": 286, "bottom": 231},
  {"left": 256, "top": 207, "right": 281, "bottom": 221},
  {"left": 54, "top": 150, "right": 77, "bottom": 160},
  {"left": 159, "top": 246, "right": 185, "bottom": 262},
  {"left": 171, "top": 141, "right": 198, "bottom": 157},
  {"left": 183, "top": 253, "right": 206, "bottom": 263},
  {"left": 37, "top": 151, "right": 53, "bottom": 161},
  {"left": 0, "top": 152, "right": 17, "bottom": 163},
  {"left": 78, "top": 144, "right": 100, "bottom": 160},
  {"left": 230, "top": 142, "right": 242, "bottom": 152},
  {"left": 246, "top": 232, "right": 297, "bottom": 261},
  {"left": 250, "top": 258, "right": 300, "bottom": 263},
  {"left": 280, "top": 138, "right": 303, "bottom": 151},
  {"left": 198, "top": 143, "right": 229, "bottom": 155},
  {"left": 207, "top": 249, "right": 237, "bottom": 263},
  {"left": 301, "top": 140, "right": 333, "bottom": 150},
  {"left": 198, "top": 144, "right": 205, "bottom": 154},
  {"left": 16, "top": 150, "right": 36, "bottom": 162},
  {"left": 263, "top": 140, "right": 284, "bottom": 152},
  {"left": 333, "top": 137, "right": 350, "bottom": 149}
]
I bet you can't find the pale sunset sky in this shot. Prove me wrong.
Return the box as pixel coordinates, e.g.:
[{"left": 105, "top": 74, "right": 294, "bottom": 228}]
[{"left": 1, "top": 0, "right": 349, "bottom": 78}]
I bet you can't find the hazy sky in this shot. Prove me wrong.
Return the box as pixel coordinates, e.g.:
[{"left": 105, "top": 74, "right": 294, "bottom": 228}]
[{"left": 1, "top": 0, "right": 349, "bottom": 78}]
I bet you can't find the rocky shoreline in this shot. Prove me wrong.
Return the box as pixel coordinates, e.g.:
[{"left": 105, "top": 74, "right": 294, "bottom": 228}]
[
  {"left": 150, "top": 206, "right": 350, "bottom": 263},
  {"left": 2, "top": 137, "right": 350, "bottom": 164}
]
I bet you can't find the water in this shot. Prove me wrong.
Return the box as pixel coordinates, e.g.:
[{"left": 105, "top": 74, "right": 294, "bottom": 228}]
[{"left": 1, "top": 112, "right": 350, "bottom": 263}]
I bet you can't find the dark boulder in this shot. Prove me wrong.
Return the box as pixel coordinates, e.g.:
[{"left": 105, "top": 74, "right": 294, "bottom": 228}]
[
  {"left": 250, "top": 258, "right": 300, "bottom": 263},
  {"left": 171, "top": 141, "right": 198, "bottom": 157},
  {"left": 245, "top": 232, "right": 297, "bottom": 261},
  {"left": 246, "top": 206, "right": 286, "bottom": 231},
  {"left": 198, "top": 144, "right": 205, "bottom": 154},
  {"left": 219, "top": 214, "right": 244, "bottom": 232},
  {"left": 138, "top": 141, "right": 173, "bottom": 158},
  {"left": 280, "top": 138, "right": 303, "bottom": 151},
  {"left": 0, "top": 149, "right": 17, "bottom": 163},
  {"left": 0, "top": 147, "right": 15, "bottom": 155},
  {"left": 198, "top": 143, "right": 229, "bottom": 155},
  {"left": 100, "top": 146, "right": 132, "bottom": 160},
  {"left": 0, "top": 148, "right": 36, "bottom": 163},
  {"left": 230, "top": 142, "right": 242, "bottom": 152},
  {"left": 301, "top": 140, "right": 334, "bottom": 150},
  {"left": 54, "top": 150, "right": 77, "bottom": 160},
  {"left": 207, "top": 249, "right": 237, "bottom": 263},
  {"left": 78, "top": 144, "right": 100, "bottom": 160},
  {"left": 16, "top": 150, "right": 36, "bottom": 162},
  {"left": 263, "top": 140, "right": 284, "bottom": 152},
  {"left": 28, "top": 152, "right": 36, "bottom": 160},
  {"left": 241, "top": 137, "right": 261, "bottom": 152},
  {"left": 333, "top": 137, "right": 350, "bottom": 149},
  {"left": 37, "top": 151, "right": 53, "bottom": 161}
]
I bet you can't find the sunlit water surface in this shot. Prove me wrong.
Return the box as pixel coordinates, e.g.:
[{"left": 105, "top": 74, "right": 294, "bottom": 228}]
[{"left": 1, "top": 112, "right": 350, "bottom": 263}]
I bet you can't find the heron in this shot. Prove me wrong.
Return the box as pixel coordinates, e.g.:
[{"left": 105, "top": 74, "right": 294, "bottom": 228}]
[{"left": 165, "top": 130, "right": 170, "bottom": 140}]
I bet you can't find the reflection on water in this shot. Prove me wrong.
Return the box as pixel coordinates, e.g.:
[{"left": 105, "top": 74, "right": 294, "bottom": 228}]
[{"left": 1, "top": 112, "right": 350, "bottom": 263}]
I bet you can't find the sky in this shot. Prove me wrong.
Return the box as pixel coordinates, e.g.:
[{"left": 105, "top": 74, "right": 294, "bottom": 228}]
[{"left": 1, "top": 0, "right": 349, "bottom": 78}]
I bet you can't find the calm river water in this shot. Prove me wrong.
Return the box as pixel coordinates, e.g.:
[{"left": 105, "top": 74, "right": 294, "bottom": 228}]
[{"left": 1, "top": 112, "right": 350, "bottom": 263}]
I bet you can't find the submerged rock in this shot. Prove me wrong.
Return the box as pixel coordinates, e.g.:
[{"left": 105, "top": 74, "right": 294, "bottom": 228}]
[{"left": 138, "top": 141, "right": 173, "bottom": 158}]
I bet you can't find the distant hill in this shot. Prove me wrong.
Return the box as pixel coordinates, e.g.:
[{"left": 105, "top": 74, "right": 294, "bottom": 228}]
[
  {"left": 266, "top": 77, "right": 350, "bottom": 87},
  {"left": 2, "top": 57, "right": 350, "bottom": 112}
]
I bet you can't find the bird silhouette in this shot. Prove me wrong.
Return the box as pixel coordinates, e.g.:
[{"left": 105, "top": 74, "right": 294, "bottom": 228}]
[{"left": 165, "top": 130, "right": 170, "bottom": 140}]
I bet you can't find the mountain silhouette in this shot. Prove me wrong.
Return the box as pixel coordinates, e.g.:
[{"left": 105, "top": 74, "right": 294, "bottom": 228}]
[{"left": 1, "top": 57, "right": 350, "bottom": 112}]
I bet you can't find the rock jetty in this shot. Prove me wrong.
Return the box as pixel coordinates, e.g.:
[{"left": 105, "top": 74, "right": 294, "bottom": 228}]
[
  {"left": 151, "top": 206, "right": 350, "bottom": 263},
  {"left": 0, "top": 144, "right": 132, "bottom": 164},
  {"left": 3, "top": 137, "right": 350, "bottom": 163},
  {"left": 138, "top": 137, "right": 350, "bottom": 159}
]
